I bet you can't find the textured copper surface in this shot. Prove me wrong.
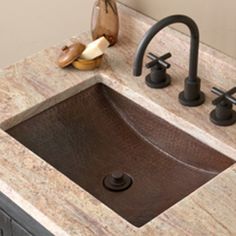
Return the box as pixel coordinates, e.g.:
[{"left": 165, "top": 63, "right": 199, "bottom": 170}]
[{"left": 7, "top": 84, "right": 234, "bottom": 227}]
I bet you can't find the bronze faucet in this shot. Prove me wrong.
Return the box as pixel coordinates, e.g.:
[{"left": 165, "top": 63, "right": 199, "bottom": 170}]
[{"left": 133, "top": 15, "right": 205, "bottom": 107}]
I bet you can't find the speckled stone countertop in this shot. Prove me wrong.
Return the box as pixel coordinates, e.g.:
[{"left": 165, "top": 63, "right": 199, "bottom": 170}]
[{"left": 0, "top": 4, "right": 235, "bottom": 236}]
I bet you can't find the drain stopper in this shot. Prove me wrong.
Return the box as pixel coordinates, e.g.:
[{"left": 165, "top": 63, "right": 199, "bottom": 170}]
[{"left": 103, "top": 171, "right": 132, "bottom": 192}]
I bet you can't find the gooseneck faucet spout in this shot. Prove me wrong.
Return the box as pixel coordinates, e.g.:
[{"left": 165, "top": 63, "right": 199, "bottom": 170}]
[{"left": 133, "top": 15, "right": 205, "bottom": 107}]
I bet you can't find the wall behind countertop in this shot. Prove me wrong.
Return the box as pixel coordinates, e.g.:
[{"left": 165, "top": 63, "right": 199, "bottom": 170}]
[
  {"left": 0, "top": 0, "right": 94, "bottom": 68},
  {"left": 119, "top": 0, "right": 236, "bottom": 59},
  {"left": 1, "top": 1, "right": 235, "bottom": 69}
]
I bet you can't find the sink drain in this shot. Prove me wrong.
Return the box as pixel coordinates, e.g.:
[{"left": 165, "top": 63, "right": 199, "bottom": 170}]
[{"left": 103, "top": 171, "right": 133, "bottom": 192}]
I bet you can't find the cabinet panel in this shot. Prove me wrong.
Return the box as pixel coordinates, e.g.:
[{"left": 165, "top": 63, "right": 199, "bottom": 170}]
[
  {"left": 0, "top": 209, "right": 11, "bottom": 236},
  {"left": 0, "top": 193, "right": 53, "bottom": 236},
  {"left": 12, "top": 220, "right": 32, "bottom": 236}
]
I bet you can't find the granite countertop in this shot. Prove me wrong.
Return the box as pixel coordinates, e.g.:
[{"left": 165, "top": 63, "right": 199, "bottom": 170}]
[{"left": 0, "top": 4, "right": 235, "bottom": 236}]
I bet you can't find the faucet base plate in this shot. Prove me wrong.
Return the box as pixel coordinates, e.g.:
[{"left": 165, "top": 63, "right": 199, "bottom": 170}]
[
  {"left": 210, "top": 110, "right": 236, "bottom": 126},
  {"left": 179, "top": 91, "right": 205, "bottom": 107},
  {"left": 145, "top": 74, "right": 171, "bottom": 89}
]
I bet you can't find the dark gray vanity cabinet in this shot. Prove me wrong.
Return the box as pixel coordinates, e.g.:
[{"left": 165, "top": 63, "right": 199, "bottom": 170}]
[
  {"left": 11, "top": 220, "right": 32, "bottom": 236},
  {"left": 0, "top": 210, "right": 32, "bottom": 236},
  {"left": 0, "top": 193, "right": 53, "bottom": 236},
  {"left": 0, "top": 209, "right": 11, "bottom": 236}
]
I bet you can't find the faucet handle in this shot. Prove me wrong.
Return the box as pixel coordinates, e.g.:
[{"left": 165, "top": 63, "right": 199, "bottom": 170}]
[
  {"left": 146, "top": 52, "right": 172, "bottom": 69},
  {"left": 210, "top": 87, "right": 236, "bottom": 126},
  {"left": 144, "top": 52, "right": 172, "bottom": 89},
  {"left": 211, "top": 87, "right": 236, "bottom": 105}
]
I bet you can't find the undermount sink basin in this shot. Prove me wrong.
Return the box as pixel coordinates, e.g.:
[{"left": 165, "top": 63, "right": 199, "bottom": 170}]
[{"left": 6, "top": 83, "right": 234, "bottom": 227}]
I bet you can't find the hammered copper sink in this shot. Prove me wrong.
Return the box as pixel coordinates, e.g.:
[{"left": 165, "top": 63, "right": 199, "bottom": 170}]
[{"left": 6, "top": 83, "right": 234, "bottom": 227}]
